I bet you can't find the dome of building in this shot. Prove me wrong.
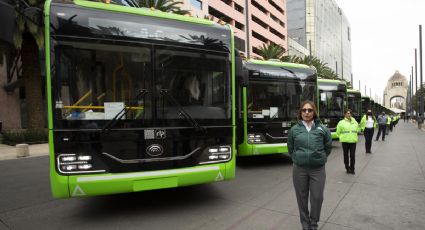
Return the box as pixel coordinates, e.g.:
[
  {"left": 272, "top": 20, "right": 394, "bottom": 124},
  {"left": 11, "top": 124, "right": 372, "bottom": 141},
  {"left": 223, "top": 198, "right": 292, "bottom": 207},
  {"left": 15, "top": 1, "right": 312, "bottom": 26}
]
[{"left": 388, "top": 70, "right": 407, "bottom": 82}]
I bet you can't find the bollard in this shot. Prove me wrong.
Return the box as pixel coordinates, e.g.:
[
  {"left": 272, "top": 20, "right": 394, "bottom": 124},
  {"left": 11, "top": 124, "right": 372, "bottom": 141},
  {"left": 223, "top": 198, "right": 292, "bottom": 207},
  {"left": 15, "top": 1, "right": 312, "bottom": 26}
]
[{"left": 16, "top": 144, "right": 30, "bottom": 158}]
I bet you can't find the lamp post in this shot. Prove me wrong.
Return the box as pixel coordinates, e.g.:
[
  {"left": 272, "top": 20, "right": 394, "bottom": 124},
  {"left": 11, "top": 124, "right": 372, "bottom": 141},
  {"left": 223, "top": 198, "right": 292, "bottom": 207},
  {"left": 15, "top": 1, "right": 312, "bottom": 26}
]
[
  {"left": 420, "top": 25, "right": 424, "bottom": 117},
  {"left": 410, "top": 74, "right": 413, "bottom": 119}
]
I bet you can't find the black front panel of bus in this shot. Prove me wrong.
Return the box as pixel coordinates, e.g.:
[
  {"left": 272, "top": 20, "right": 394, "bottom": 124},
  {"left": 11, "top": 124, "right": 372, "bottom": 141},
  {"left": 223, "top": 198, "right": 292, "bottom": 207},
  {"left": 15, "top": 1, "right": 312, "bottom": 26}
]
[
  {"left": 54, "top": 127, "right": 232, "bottom": 174},
  {"left": 247, "top": 122, "right": 292, "bottom": 143}
]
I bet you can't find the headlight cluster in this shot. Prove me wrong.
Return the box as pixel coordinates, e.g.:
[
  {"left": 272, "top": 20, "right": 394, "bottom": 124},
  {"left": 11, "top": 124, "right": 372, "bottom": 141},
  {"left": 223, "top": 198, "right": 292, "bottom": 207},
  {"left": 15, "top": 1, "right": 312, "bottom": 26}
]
[
  {"left": 57, "top": 153, "right": 105, "bottom": 174},
  {"left": 324, "top": 118, "right": 330, "bottom": 123},
  {"left": 199, "top": 146, "right": 232, "bottom": 165},
  {"left": 248, "top": 134, "right": 265, "bottom": 144},
  {"left": 281, "top": 121, "right": 291, "bottom": 128}
]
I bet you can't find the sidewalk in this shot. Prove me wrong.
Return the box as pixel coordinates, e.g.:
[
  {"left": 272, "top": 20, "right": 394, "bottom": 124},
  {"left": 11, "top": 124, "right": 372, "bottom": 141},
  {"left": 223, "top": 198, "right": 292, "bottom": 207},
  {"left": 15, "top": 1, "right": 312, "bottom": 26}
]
[{"left": 0, "top": 143, "right": 49, "bottom": 160}]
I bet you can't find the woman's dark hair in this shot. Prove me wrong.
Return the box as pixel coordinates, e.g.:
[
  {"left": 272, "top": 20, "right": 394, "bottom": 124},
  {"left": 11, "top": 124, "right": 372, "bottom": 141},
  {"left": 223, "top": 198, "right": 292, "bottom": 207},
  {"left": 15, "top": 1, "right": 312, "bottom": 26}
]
[{"left": 298, "top": 100, "right": 318, "bottom": 120}]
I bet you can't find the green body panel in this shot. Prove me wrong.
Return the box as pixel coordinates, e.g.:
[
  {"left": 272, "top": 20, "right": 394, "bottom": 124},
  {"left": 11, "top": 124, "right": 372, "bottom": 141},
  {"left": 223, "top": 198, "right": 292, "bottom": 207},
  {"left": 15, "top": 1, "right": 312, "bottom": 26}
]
[
  {"left": 44, "top": 0, "right": 66, "bottom": 198},
  {"left": 317, "top": 78, "right": 344, "bottom": 84},
  {"left": 238, "top": 143, "right": 288, "bottom": 156},
  {"left": 45, "top": 0, "right": 236, "bottom": 198},
  {"left": 64, "top": 164, "right": 228, "bottom": 198},
  {"left": 227, "top": 24, "right": 236, "bottom": 179},
  {"left": 347, "top": 89, "right": 360, "bottom": 94},
  {"left": 248, "top": 59, "right": 310, "bottom": 69}
]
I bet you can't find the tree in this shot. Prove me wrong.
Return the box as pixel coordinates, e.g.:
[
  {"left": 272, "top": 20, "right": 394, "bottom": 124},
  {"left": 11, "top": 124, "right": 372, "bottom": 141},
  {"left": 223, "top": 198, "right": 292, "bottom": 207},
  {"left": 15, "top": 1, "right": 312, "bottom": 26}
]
[
  {"left": 281, "top": 55, "right": 339, "bottom": 80},
  {"left": 413, "top": 83, "right": 425, "bottom": 114},
  {"left": 10, "top": 0, "right": 45, "bottom": 131},
  {"left": 256, "top": 43, "right": 286, "bottom": 60}
]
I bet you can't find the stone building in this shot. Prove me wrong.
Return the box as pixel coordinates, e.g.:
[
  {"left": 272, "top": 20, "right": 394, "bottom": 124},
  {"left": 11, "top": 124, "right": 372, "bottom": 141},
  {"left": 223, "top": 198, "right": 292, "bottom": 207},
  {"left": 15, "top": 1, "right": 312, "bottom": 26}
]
[{"left": 383, "top": 71, "right": 408, "bottom": 110}]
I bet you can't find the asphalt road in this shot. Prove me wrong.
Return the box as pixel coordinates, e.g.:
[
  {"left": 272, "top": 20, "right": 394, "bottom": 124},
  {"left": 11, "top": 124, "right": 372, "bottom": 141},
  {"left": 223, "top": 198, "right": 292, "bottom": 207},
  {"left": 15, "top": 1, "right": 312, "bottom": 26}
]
[{"left": 1, "top": 122, "right": 425, "bottom": 230}]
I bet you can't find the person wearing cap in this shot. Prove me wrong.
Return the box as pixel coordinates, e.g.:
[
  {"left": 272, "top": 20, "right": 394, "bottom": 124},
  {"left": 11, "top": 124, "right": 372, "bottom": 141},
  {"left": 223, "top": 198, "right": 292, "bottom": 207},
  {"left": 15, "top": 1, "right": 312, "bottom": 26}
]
[
  {"left": 360, "top": 109, "right": 377, "bottom": 153},
  {"left": 375, "top": 112, "right": 388, "bottom": 141},
  {"left": 337, "top": 109, "right": 360, "bottom": 174}
]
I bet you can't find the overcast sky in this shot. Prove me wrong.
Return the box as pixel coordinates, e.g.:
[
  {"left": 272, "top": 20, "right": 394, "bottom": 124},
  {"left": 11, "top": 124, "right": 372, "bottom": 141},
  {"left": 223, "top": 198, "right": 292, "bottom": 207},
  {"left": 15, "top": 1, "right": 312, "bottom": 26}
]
[{"left": 334, "top": 0, "right": 425, "bottom": 104}]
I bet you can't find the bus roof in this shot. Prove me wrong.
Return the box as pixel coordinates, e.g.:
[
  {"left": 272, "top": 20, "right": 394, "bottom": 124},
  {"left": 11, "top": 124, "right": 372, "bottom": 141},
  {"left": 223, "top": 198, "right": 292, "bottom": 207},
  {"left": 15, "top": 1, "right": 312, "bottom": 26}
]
[
  {"left": 247, "top": 59, "right": 312, "bottom": 70},
  {"left": 347, "top": 89, "right": 361, "bottom": 93},
  {"left": 62, "top": 0, "right": 218, "bottom": 26},
  {"left": 318, "top": 78, "right": 347, "bottom": 85}
]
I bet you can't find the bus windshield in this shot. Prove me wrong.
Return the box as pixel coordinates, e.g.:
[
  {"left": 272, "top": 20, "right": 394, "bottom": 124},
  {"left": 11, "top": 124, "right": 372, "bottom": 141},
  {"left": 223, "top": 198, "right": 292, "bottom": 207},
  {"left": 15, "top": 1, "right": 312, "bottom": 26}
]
[
  {"left": 53, "top": 42, "right": 230, "bottom": 127},
  {"left": 319, "top": 91, "right": 345, "bottom": 117},
  {"left": 155, "top": 48, "right": 230, "bottom": 122},
  {"left": 247, "top": 80, "right": 316, "bottom": 120},
  {"left": 348, "top": 93, "right": 361, "bottom": 117}
]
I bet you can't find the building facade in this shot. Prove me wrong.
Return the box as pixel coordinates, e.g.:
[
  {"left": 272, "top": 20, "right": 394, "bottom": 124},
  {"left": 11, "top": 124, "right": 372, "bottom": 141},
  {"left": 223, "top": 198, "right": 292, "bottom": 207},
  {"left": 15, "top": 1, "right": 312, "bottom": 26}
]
[
  {"left": 286, "top": 0, "right": 352, "bottom": 81},
  {"left": 383, "top": 71, "right": 408, "bottom": 110},
  {"left": 0, "top": 0, "right": 22, "bottom": 131},
  {"left": 181, "top": 0, "right": 288, "bottom": 58}
]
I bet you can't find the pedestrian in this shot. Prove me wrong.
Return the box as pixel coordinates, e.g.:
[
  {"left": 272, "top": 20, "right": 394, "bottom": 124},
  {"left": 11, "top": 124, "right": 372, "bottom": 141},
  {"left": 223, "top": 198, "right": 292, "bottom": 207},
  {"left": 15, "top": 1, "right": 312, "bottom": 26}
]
[
  {"left": 385, "top": 114, "right": 391, "bottom": 135},
  {"left": 360, "top": 109, "right": 377, "bottom": 153},
  {"left": 288, "top": 100, "right": 332, "bottom": 230},
  {"left": 417, "top": 114, "right": 424, "bottom": 129},
  {"left": 336, "top": 109, "right": 360, "bottom": 174},
  {"left": 375, "top": 112, "right": 387, "bottom": 141},
  {"left": 389, "top": 115, "right": 394, "bottom": 132}
]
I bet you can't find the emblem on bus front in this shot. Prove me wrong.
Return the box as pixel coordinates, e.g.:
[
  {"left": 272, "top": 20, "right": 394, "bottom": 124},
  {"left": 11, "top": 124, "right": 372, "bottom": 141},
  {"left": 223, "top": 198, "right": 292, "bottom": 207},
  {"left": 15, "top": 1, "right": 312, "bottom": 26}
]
[
  {"left": 146, "top": 144, "right": 164, "bottom": 157},
  {"left": 155, "top": 130, "right": 166, "bottom": 139}
]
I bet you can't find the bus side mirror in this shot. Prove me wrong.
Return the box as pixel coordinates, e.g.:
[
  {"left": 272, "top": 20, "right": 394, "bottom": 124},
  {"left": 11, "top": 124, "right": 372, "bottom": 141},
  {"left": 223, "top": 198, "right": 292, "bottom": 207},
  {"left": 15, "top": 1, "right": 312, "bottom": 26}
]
[{"left": 235, "top": 55, "right": 248, "bottom": 87}]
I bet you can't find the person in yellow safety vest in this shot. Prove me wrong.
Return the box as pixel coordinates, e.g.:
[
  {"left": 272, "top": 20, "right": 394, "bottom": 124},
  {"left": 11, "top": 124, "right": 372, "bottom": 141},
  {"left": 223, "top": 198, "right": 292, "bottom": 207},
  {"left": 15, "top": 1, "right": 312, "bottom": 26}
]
[
  {"left": 337, "top": 109, "right": 360, "bottom": 174},
  {"left": 360, "top": 109, "right": 377, "bottom": 154}
]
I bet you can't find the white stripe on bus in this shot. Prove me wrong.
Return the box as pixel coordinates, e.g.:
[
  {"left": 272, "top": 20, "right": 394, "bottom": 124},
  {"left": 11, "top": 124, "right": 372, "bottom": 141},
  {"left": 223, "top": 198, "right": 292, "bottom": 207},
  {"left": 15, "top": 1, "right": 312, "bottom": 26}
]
[{"left": 76, "top": 166, "right": 220, "bottom": 182}]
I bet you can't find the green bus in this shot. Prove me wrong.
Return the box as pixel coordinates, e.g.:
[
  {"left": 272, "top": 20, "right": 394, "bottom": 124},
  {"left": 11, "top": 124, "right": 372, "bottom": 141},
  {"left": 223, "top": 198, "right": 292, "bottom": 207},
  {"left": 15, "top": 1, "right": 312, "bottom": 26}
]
[
  {"left": 318, "top": 79, "right": 347, "bottom": 139},
  {"left": 237, "top": 60, "right": 317, "bottom": 156},
  {"left": 44, "top": 0, "right": 238, "bottom": 198},
  {"left": 361, "top": 96, "right": 372, "bottom": 115},
  {"left": 347, "top": 89, "right": 362, "bottom": 122}
]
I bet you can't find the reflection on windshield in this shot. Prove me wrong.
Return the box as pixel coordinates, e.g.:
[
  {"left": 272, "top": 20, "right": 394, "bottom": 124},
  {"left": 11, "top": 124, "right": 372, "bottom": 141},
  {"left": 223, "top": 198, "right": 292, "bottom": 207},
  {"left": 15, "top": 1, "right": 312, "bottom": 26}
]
[
  {"left": 55, "top": 43, "right": 151, "bottom": 121},
  {"left": 248, "top": 80, "right": 315, "bottom": 120},
  {"left": 155, "top": 48, "right": 230, "bottom": 120},
  {"left": 348, "top": 96, "right": 361, "bottom": 117},
  {"left": 319, "top": 91, "right": 345, "bottom": 117}
]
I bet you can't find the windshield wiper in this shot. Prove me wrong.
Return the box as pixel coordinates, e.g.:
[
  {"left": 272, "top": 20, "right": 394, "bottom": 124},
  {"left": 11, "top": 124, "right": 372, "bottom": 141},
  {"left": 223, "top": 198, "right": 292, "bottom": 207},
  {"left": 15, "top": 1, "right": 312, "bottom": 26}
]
[
  {"left": 160, "top": 89, "right": 205, "bottom": 133},
  {"left": 102, "top": 89, "right": 148, "bottom": 133}
]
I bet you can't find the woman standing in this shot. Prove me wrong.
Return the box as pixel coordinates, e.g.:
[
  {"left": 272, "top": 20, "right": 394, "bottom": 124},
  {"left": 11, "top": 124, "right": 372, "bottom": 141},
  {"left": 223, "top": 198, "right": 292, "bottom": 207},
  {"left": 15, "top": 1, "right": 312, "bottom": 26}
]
[
  {"left": 336, "top": 109, "right": 360, "bottom": 174},
  {"left": 360, "top": 109, "right": 377, "bottom": 153},
  {"left": 288, "top": 101, "right": 332, "bottom": 230}
]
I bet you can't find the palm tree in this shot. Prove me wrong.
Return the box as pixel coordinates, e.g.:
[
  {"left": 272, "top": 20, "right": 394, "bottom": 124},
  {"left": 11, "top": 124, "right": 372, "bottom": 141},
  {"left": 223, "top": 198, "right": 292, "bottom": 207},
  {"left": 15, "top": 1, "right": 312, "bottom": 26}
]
[
  {"left": 280, "top": 55, "right": 302, "bottom": 63},
  {"left": 256, "top": 43, "right": 286, "bottom": 60},
  {"left": 11, "top": 0, "right": 45, "bottom": 131},
  {"left": 282, "top": 55, "right": 339, "bottom": 80},
  {"left": 113, "top": 0, "right": 189, "bottom": 15}
]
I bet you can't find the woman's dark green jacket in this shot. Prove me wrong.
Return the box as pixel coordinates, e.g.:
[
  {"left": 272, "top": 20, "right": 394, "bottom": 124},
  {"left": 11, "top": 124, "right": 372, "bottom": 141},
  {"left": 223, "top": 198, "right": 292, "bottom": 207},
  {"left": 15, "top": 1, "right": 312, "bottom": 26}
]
[{"left": 288, "top": 119, "right": 332, "bottom": 168}]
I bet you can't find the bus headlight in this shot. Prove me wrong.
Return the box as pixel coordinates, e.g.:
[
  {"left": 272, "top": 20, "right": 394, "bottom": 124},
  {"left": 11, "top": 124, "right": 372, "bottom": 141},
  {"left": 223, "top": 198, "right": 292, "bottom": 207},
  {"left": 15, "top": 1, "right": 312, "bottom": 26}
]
[
  {"left": 57, "top": 153, "right": 105, "bottom": 174},
  {"left": 199, "top": 146, "right": 232, "bottom": 165},
  {"left": 247, "top": 133, "right": 265, "bottom": 144}
]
